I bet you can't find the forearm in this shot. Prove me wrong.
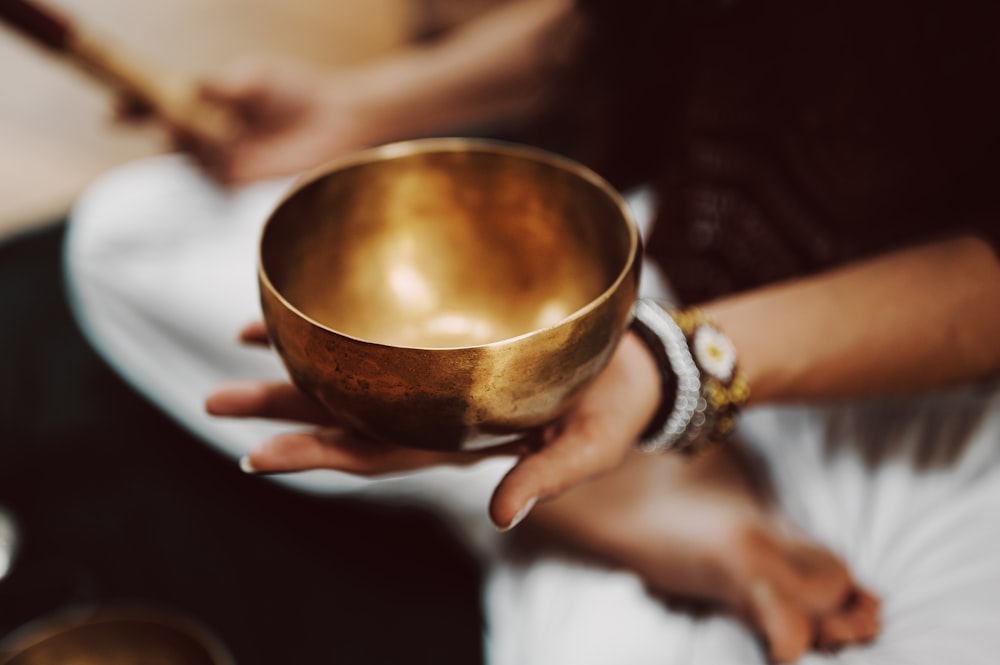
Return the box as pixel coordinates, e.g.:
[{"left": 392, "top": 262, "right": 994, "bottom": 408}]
[
  {"left": 702, "top": 235, "right": 1000, "bottom": 404},
  {"left": 343, "top": 0, "right": 574, "bottom": 141}
]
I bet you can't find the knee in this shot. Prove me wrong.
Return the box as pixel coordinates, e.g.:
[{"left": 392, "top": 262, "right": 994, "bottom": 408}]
[{"left": 66, "top": 154, "right": 212, "bottom": 273}]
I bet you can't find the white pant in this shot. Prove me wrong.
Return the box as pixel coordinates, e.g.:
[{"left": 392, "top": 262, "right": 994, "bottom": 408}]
[{"left": 66, "top": 154, "right": 1000, "bottom": 665}]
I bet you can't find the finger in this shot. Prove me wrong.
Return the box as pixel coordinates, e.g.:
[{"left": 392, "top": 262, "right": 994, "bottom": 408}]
[
  {"left": 112, "top": 94, "right": 154, "bottom": 123},
  {"left": 164, "top": 114, "right": 243, "bottom": 186},
  {"left": 206, "top": 380, "right": 335, "bottom": 425},
  {"left": 168, "top": 126, "right": 221, "bottom": 174},
  {"left": 239, "top": 321, "right": 271, "bottom": 346},
  {"left": 815, "top": 586, "right": 881, "bottom": 651},
  {"left": 217, "top": 126, "right": 338, "bottom": 185},
  {"left": 761, "top": 536, "right": 853, "bottom": 615},
  {"left": 489, "top": 417, "right": 629, "bottom": 530},
  {"left": 746, "top": 580, "right": 813, "bottom": 664},
  {"left": 244, "top": 428, "right": 507, "bottom": 476},
  {"left": 243, "top": 429, "right": 385, "bottom": 474},
  {"left": 193, "top": 145, "right": 236, "bottom": 187},
  {"left": 487, "top": 334, "right": 661, "bottom": 530}
]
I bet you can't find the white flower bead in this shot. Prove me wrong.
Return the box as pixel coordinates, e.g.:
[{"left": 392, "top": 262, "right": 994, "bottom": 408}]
[{"left": 692, "top": 324, "right": 737, "bottom": 383}]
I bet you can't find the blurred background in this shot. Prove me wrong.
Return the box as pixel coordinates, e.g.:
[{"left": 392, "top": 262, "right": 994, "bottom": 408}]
[
  {"left": 0, "top": 1, "right": 495, "bottom": 662},
  {"left": 0, "top": 0, "right": 414, "bottom": 240}
]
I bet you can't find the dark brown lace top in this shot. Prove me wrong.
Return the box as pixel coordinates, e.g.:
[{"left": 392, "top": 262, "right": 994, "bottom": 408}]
[{"left": 567, "top": 0, "right": 1000, "bottom": 304}]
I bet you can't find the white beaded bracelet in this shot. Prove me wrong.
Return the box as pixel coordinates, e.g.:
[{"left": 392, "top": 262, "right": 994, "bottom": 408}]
[
  {"left": 630, "top": 298, "right": 750, "bottom": 453},
  {"left": 630, "top": 298, "right": 702, "bottom": 452}
]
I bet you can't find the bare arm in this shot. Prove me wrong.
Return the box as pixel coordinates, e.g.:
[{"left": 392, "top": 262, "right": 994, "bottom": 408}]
[
  {"left": 705, "top": 234, "right": 1000, "bottom": 404},
  {"left": 352, "top": 0, "right": 575, "bottom": 138},
  {"left": 175, "top": 0, "right": 574, "bottom": 184}
]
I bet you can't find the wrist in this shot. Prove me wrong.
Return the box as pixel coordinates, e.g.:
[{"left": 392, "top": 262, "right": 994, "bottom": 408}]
[{"left": 620, "top": 330, "right": 668, "bottom": 441}]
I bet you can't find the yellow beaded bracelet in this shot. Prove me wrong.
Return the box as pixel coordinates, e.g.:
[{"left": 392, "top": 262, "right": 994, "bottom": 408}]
[{"left": 670, "top": 307, "right": 751, "bottom": 443}]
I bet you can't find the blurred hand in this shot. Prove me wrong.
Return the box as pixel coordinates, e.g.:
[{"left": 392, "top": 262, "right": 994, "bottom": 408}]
[
  {"left": 119, "top": 56, "right": 387, "bottom": 186},
  {"left": 206, "top": 322, "right": 662, "bottom": 530}
]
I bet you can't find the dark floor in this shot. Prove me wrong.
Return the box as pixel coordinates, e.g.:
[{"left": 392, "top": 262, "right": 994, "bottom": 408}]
[{"left": 0, "top": 222, "right": 484, "bottom": 663}]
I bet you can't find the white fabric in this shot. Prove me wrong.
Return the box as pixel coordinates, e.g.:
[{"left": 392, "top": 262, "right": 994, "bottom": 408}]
[{"left": 66, "top": 154, "right": 1000, "bottom": 664}]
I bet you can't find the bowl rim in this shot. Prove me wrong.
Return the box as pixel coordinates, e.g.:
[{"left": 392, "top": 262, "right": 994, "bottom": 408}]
[
  {"left": 257, "top": 137, "right": 641, "bottom": 352},
  {"left": 0, "top": 603, "right": 236, "bottom": 665}
]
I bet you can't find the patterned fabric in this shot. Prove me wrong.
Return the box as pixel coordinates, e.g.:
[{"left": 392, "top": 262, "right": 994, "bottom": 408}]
[{"left": 594, "top": 0, "right": 1000, "bottom": 303}]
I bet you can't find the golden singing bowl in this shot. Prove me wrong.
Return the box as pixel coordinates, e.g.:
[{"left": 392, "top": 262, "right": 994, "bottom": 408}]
[
  {"left": 259, "top": 138, "right": 641, "bottom": 451},
  {"left": 0, "top": 605, "right": 234, "bottom": 665}
]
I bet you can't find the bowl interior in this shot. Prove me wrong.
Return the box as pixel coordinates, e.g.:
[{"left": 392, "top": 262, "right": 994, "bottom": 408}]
[{"left": 261, "top": 145, "right": 635, "bottom": 348}]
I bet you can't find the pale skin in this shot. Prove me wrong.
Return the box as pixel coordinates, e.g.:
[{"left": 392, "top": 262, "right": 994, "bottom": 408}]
[{"left": 125, "top": 0, "right": 1000, "bottom": 660}]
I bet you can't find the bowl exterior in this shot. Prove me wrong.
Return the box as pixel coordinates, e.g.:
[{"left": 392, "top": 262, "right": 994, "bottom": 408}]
[
  {"left": 258, "top": 138, "right": 641, "bottom": 451},
  {"left": 260, "top": 260, "right": 638, "bottom": 451}
]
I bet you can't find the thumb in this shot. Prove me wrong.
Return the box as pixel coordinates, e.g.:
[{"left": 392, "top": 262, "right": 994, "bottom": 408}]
[{"left": 489, "top": 419, "right": 629, "bottom": 530}]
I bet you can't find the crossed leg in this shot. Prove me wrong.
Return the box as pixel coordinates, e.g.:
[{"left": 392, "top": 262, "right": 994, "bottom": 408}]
[{"left": 521, "top": 443, "right": 880, "bottom": 663}]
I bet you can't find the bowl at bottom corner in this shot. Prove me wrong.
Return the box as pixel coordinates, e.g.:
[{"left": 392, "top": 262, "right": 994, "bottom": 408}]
[{"left": 0, "top": 605, "right": 234, "bottom": 665}]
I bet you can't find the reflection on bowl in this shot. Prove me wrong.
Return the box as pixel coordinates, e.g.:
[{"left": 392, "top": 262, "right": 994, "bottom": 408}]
[
  {"left": 260, "top": 138, "right": 640, "bottom": 451},
  {"left": 0, "top": 605, "right": 234, "bottom": 665}
]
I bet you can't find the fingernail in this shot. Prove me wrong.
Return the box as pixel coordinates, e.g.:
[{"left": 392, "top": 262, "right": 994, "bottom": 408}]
[
  {"left": 239, "top": 456, "right": 257, "bottom": 474},
  {"left": 498, "top": 496, "right": 537, "bottom": 533}
]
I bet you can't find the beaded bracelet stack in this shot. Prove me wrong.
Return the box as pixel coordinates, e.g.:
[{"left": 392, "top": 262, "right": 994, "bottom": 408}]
[{"left": 630, "top": 298, "right": 750, "bottom": 453}]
